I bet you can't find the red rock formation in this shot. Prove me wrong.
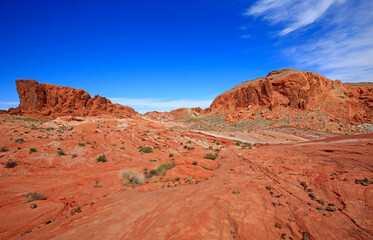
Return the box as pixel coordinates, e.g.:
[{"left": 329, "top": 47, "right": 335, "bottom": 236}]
[
  {"left": 207, "top": 69, "right": 373, "bottom": 123},
  {"left": 3, "top": 79, "right": 137, "bottom": 119}
]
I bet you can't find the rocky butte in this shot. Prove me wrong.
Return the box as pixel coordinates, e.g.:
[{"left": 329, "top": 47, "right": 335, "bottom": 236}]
[
  {"left": 0, "top": 79, "right": 136, "bottom": 120},
  {"left": 208, "top": 69, "right": 373, "bottom": 123}
]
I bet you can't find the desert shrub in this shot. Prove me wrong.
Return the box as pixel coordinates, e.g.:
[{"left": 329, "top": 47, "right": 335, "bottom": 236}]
[
  {"left": 184, "top": 145, "right": 194, "bottom": 151},
  {"left": 185, "top": 176, "right": 193, "bottom": 183},
  {"left": 24, "top": 192, "right": 46, "bottom": 202},
  {"left": 241, "top": 142, "right": 252, "bottom": 149},
  {"left": 121, "top": 169, "right": 145, "bottom": 185},
  {"left": 146, "top": 162, "right": 175, "bottom": 178},
  {"left": 235, "top": 142, "right": 241, "bottom": 146},
  {"left": 0, "top": 146, "right": 8, "bottom": 152},
  {"left": 6, "top": 160, "right": 18, "bottom": 168},
  {"left": 192, "top": 161, "right": 198, "bottom": 165},
  {"left": 71, "top": 153, "right": 77, "bottom": 158},
  {"left": 30, "top": 148, "right": 37, "bottom": 153},
  {"left": 78, "top": 143, "right": 85, "bottom": 147},
  {"left": 139, "top": 146, "right": 153, "bottom": 153},
  {"left": 97, "top": 154, "right": 107, "bottom": 163},
  {"left": 169, "top": 153, "right": 174, "bottom": 158},
  {"left": 15, "top": 138, "right": 25, "bottom": 144},
  {"left": 204, "top": 153, "right": 217, "bottom": 160},
  {"left": 57, "top": 149, "right": 65, "bottom": 156}
]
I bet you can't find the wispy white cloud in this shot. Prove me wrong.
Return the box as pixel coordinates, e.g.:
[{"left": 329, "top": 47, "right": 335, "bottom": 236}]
[
  {"left": 0, "top": 101, "right": 19, "bottom": 110},
  {"left": 245, "top": 0, "right": 373, "bottom": 82},
  {"left": 109, "top": 98, "right": 213, "bottom": 114},
  {"left": 0, "top": 102, "right": 19, "bottom": 105},
  {"left": 245, "top": 0, "right": 345, "bottom": 35}
]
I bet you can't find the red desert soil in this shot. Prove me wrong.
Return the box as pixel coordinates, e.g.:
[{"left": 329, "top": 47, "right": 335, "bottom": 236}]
[{"left": 0, "top": 115, "right": 372, "bottom": 240}]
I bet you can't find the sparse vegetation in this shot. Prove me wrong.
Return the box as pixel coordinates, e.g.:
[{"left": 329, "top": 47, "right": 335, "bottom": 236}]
[
  {"left": 24, "top": 192, "right": 46, "bottom": 202},
  {"left": 78, "top": 143, "right": 85, "bottom": 147},
  {"left": 185, "top": 176, "right": 193, "bottom": 183},
  {"left": 204, "top": 153, "right": 218, "bottom": 160},
  {"left": 121, "top": 169, "right": 145, "bottom": 185},
  {"left": 57, "top": 149, "right": 66, "bottom": 156},
  {"left": 1, "top": 146, "right": 8, "bottom": 152},
  {"left": 15, "top": 138, "right": 25, "bottom": 144},
  {"left": 97, "top": 154, "right": 107, "bottom": 162},
  {"left": 169, "top": 153, "right": 174, "bottom": 158},
  {"left": 192, "top": 161, "right": 198, "bottom": 165},
  {"left": 241, "top": 142, "right": 252, "bottom": 149},
  {"left": 146, "top": 162, "right": 175, "bottom": 178},
  {"left": 30, "top": 148, "right": 37, "bottom": 153},
  {"left": 6, "top": 160, "right": 18, "bottom": 168},
  {"left": 139, "top": 146, "right": 153, "bottom": 153}
]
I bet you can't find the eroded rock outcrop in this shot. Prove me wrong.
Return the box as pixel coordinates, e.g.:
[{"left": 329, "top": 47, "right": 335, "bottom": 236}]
[
  {"left": 207, "top": 69, "right": 373, "bottom": 123},
  {"left": 3, "top": 79, "right": 136, "bottom": 119}
]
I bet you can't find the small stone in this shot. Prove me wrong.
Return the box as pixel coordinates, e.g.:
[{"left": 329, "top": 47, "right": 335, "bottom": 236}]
[
  {"left": 326, "top": 206, "right": 336, "bottom": 212},
  {"left": 328, "top": 203, "right": 335, "bottom": 206},
  {"left": 281, "top": 233, "right": 287, "bottom": 239},
  {"left": 232, "top": 189, "right": 240, "bottom": 194},
  {"left": 275, "top": 223, "right": 282, "bottom": 229},
  {"left": 266, "top": 186, "right": 271, "bottom": 190},
  {"left": 30, "top": 203, "right": 37, "bottom": 209},
  {"left": 300, "top": 181, "right": 307, "bottom": 189},
  {"left": 288, "top": 218, "right": 295, "bottom": 222},
  {"left": 307, "top": 188, "right": 313, "bottom": 192},
  {"left": 316, "top": 199, "right": 325, "bottom": 205},
  {"left": 316, "top": 206, "right": 322, "bottom": 210}
]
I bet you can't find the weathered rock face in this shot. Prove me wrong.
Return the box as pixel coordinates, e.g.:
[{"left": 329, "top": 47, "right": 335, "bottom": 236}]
[
  {"left": 207, "top": 69, "right": 373, "bottom": 123},
  {"left": 5, "top": 79, "right": 137, "bottom": 119}
]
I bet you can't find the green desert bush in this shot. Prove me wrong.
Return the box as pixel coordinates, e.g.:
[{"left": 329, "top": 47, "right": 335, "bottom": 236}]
[
  {"left": 0, "top": 146, "right": 8, "bottom": 152},
  {"left": 139, "top": 146, "right": 153, "bottom": 153},
  {"left": 15, "top": 138, "right": 25, "bottom": 144},
  {"left": 6, "top": 160, "right": 18, "bottom": 168},
  {"left": 204, "top": 153, "right": 217, "bottom": 160},
  {"left": 121, "top": 169, "right": 145, "bottom": 185},
  {"left": 30, "top": 148, "right": 37, "bottom": 153},
  {"left": 24, "top": 192, "right": 46, "bottom": 202},
  {"left": 97, "top": 154, "right": 107, "bottom": 163},
  {"left": 57, "top": 149, "right": 66, "bottom": 156},
  {"left": 146, "top": 162, "right": 175, "bottom": 178}
]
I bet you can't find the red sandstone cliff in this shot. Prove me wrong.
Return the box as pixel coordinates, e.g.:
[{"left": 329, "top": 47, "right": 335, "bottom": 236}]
[
  {"left": 207, "top": 69, "right": 373, "bottom": 123},
  {"left": 2, "top": 79, "right": 136, "bottom": 119}
]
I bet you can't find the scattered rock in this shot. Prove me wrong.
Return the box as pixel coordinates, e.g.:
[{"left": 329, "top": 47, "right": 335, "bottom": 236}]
[
  {"left": 30, "top": 203, "right": 37, "bottom": 209},
  {"left": 308, "top": 193, "right": 316, "bottom": 200},
  {"left": 326, "top": 206, "right": 336, "bottom": 212},
  {"left": 275, "top": 222, "right": 282, "bottom": 229}
]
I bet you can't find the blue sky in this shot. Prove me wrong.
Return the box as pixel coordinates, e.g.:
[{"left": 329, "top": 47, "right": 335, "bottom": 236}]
[{"left": 0, "top": 0, "right": 372, "bottom": 113}]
